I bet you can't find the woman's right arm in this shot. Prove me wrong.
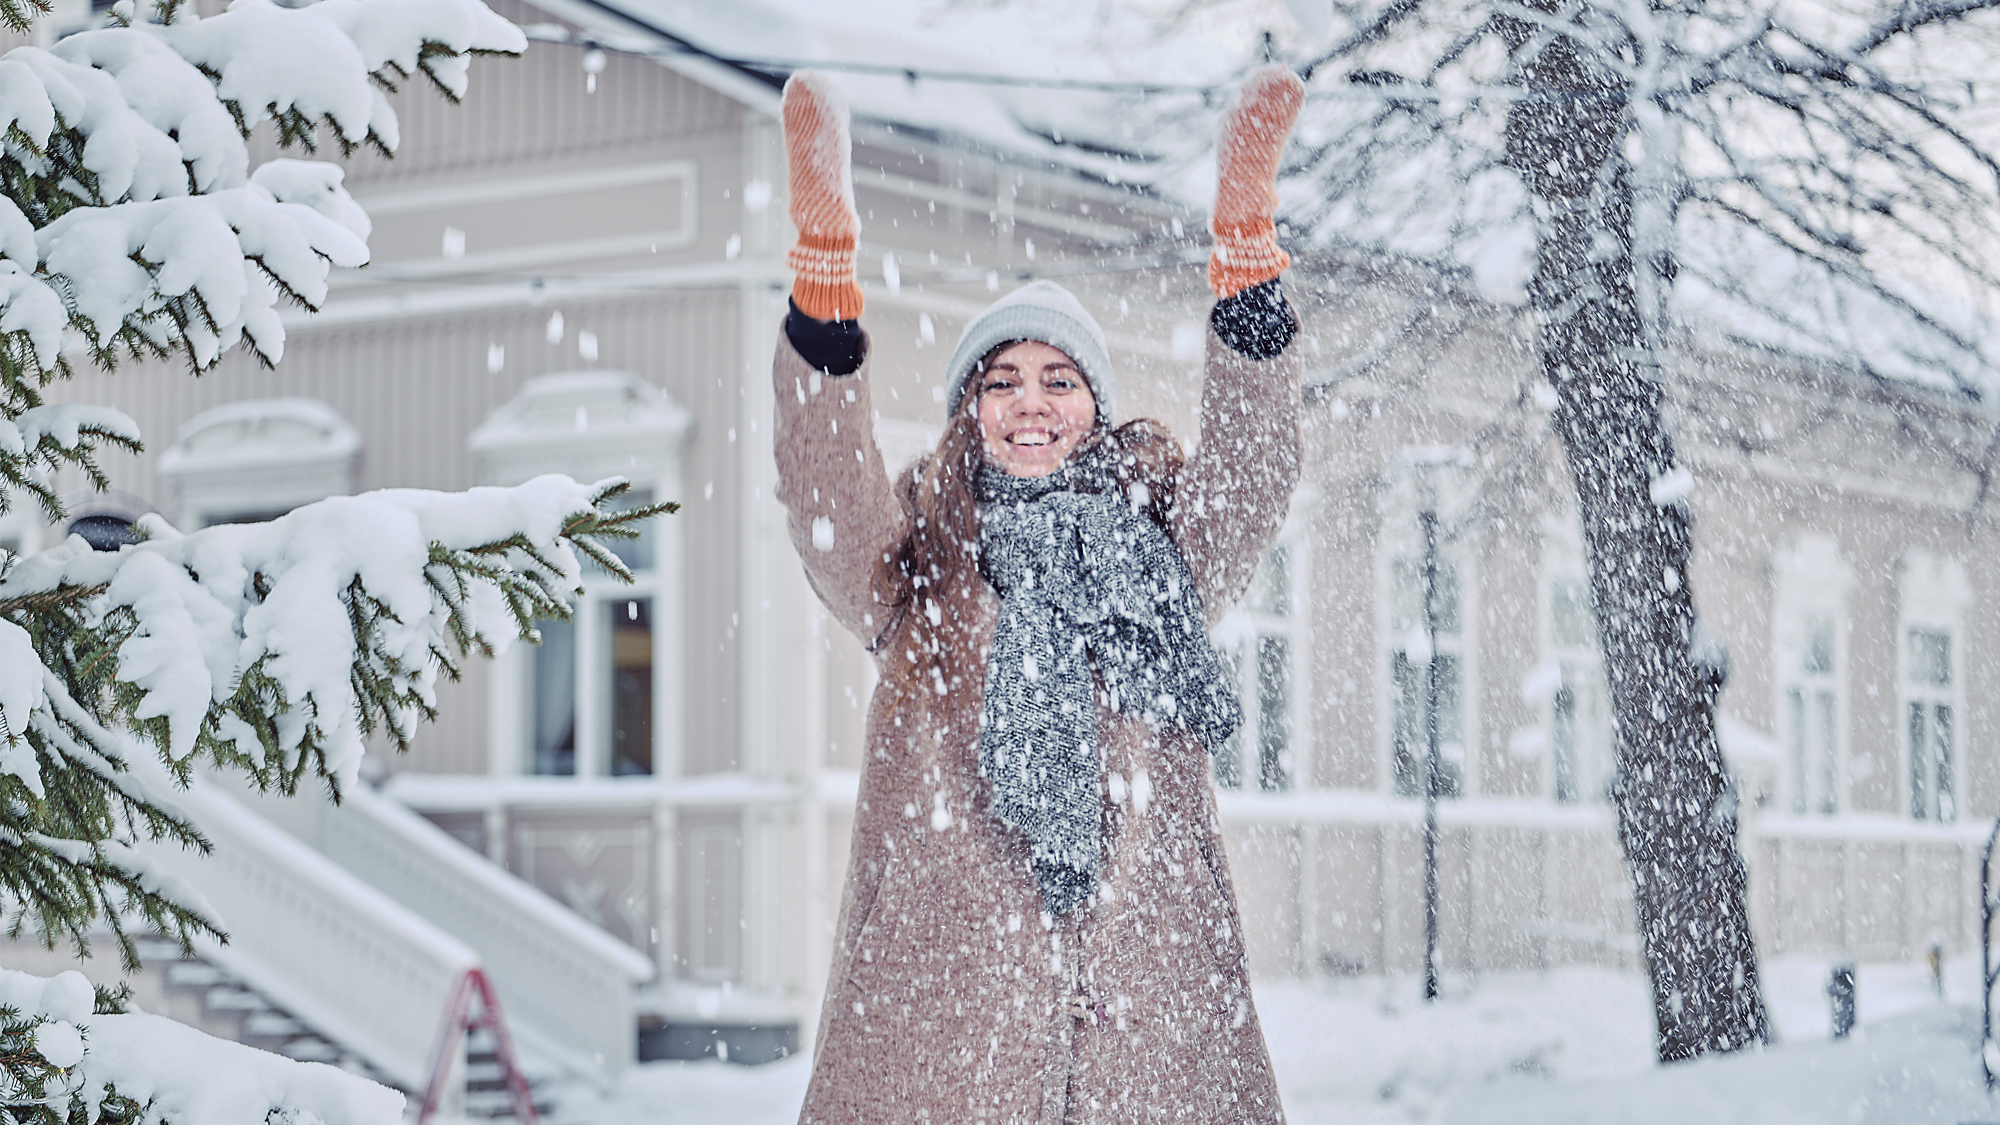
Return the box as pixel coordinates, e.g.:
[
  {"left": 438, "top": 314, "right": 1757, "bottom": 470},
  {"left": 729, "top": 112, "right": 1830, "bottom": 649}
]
[{"left": 772, "top": 311, "right": 907, "bottom": 647}]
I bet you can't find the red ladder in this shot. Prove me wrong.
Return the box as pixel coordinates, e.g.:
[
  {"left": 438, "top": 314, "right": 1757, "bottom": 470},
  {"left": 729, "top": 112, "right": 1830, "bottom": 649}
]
[{"left": 417, "top": 968, "right": 540, "bottom": 1124}]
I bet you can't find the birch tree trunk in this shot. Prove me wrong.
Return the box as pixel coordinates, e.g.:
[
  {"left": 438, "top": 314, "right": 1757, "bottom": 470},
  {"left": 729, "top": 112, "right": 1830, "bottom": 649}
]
[{"left": 1502, "top": 5, "right": 1772, "bottom": 1061}]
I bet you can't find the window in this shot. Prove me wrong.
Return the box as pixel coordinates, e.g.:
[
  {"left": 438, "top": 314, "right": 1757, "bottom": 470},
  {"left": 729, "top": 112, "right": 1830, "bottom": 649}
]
[
  {"left": 157, "top": 398, "right": 359, "bottom": 530},
  {"left": 1905, "top": 627, "right": 1955, "bottom": 822},
  {"left": 471, "top": 371, "right": 692, "bottom": 782},
  {"left": 1214, "top": 543, "right": 1301, "bottom": 791},
  {"left": 1781, "top": 613, "right": 1839, "bottom": 815},
  {"left": 1773, "top": 535, "right": 1849, "bottom": 816},
  {"left": 1899, "top": 552, "right": 1969, "bottom": 823},
  {"left": 1389, "top": 553, "right": 1465, "bottom": 799},
  {"left": 1548, "top": 577, "right": 1611, "bottom": 804},
  {"left": 528, "top": 489, "right": 659, "bottom": 777}
]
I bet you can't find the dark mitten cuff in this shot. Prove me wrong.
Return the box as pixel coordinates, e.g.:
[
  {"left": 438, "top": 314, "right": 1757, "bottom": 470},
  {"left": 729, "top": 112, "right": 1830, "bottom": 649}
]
[
  {"left": 785, "top": 299, "right": 867, "bottom": 376},
  {"left": 1211, "top": 278, "right": 1298, "bottom": 361}
]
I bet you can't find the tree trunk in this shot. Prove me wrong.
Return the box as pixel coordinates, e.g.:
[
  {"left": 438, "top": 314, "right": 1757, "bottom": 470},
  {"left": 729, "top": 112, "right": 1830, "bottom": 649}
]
[{"left": 1503, "top": 10, "right": 1772, "bottom": 1062}]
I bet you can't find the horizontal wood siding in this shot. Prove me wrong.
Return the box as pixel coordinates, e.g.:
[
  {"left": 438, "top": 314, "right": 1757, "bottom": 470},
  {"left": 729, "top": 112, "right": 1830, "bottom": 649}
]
[
  {"left": 43, "top": 287, "right": 747, "bottom": 779},
  {"left": 334, "top": 0, "right": 747, "bottom": 192}
]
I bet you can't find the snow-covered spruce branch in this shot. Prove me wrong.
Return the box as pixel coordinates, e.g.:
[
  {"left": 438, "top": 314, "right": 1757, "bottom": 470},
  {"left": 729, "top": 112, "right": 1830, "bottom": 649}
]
[
  {"left": 0, "top": 405, "right": 139, "bottom": 524},
  {"left": 0, "top": 477, "right": 671, "bottom": 966},
  {"left": 0, "top": 0, "right": 524, "bottom": 396},
  {"left": 0, "top": 603, "right": 215, "bottom": 972},
  {"left": 0, "top": 966, "right": 403, "bottom": 1125},
  {"left": 2, "top": 475, "right": 670, "bottom": 796}
]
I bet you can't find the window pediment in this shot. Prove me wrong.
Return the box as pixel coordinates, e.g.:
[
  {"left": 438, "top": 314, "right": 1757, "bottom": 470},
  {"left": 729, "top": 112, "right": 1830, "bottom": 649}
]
[
  {"left": 471, "top": 371, "right": 691, "bottom": 487},
  {"left": 158, "top": 398, "right": 360, "bottom": 528}
]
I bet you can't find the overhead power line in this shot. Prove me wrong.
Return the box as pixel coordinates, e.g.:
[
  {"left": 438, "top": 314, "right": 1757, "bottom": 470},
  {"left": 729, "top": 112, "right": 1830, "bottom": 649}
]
[
  {"left": 522, "top": 18, "right": 1233, "bottom": 95},
  {"left": 537, "top": 6, "right": 2000, "bottom": 108}
]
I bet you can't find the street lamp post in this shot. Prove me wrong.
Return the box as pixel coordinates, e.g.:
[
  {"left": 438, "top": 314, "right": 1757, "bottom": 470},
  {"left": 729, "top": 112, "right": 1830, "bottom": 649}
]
[{"left": 1421, "top": 506, "right": 1441, "bottom": 1002}]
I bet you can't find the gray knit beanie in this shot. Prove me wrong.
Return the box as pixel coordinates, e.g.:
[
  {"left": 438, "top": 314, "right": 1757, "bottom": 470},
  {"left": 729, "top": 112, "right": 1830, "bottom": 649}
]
[{"left": 942, "top": 281, "right": 1115, "bottom": 424}]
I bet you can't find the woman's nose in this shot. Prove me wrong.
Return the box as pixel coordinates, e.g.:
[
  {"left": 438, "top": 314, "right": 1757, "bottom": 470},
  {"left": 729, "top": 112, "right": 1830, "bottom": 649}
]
[{"left": 1013, "top": 385, "right": 1052, "bottom": 415}]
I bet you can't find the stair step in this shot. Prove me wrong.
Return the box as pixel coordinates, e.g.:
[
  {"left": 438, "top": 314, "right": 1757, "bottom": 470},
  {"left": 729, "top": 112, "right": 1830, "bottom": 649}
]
[
  {"left": 132, "top": 936, "right": 186, "bottom": 960},
  {"left": 164, "top": 962, "right": 229, "bottom": 988},
  {"left": 242, "top": 1012, "right": 306, "bottom": 1037},
  {"left": 138, "top": 946, "right": 560, "bottom": 1121},
  {"left": 282, "top": 1037, "right": 341, "bottom": 1063},
  {"left": 204, "top": 988, "right": 273, "bottom": 1013}
]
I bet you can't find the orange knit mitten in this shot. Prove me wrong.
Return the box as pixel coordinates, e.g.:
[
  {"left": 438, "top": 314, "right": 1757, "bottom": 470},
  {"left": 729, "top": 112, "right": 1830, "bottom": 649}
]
[
  {"left": 783, "top": 71, "right": 865, "bottom": 322},
  {"left": 1208, "top": 64, "right": 1305, "bottom": 299}
]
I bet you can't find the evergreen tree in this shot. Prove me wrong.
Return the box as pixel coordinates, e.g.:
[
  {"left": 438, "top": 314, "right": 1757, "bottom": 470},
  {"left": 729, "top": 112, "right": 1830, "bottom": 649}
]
[{"left": 0, "top": 1, "right": 668, "bottom": 1117}]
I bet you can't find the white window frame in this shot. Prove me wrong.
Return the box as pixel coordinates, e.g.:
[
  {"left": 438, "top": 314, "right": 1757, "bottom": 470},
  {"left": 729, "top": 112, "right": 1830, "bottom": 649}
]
[
  {"left": 1773, "top": 534, "right": 1850, "bottom": 816},
  {"left": 1898, "top": 551, "right": 1969, "bottom": 824},
  {"left": 1540, "top": 513, "right": 1612, "bottom": 805},
  {"left": 528, "top": 528, "right": 664, "bottom": 779},
  {"left": 1378, "top": 453, "right": 1477, "bottom": 800},
  {"left": 471, "top": 371, "right": 692, "bottom": 783},
  {"left": 1212, "top": 492, "right": 1313, "bottom": 793}
]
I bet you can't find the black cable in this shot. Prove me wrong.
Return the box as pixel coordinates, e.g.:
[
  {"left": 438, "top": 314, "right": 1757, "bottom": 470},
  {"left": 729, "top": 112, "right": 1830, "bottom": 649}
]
[{"left": 550, "top": 2, "right": 1236, "bottom": 94}]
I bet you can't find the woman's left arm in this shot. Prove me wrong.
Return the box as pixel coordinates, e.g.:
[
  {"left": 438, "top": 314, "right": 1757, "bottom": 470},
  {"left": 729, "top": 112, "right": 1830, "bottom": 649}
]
[
  {"left": 1171, "top": 284, "right": 1303, "bottom": 623},
  {"left": 1170, "top": 64, "right": 1307, "bottom": 623}
]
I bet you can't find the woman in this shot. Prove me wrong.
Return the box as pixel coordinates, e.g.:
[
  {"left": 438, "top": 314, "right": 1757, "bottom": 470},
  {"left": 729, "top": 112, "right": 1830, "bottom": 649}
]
[{"left": 772, "top": 65, "right": 1306, "bottom": 1124}]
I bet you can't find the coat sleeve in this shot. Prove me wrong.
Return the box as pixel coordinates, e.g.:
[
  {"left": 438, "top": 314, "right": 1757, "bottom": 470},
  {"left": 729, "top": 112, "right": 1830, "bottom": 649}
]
[
  {"left": 1170, "top": 326, "right": 1302, "bottom": 625},
  {"left": 771, "top": 324, "right": 909, "bottom": 648}
]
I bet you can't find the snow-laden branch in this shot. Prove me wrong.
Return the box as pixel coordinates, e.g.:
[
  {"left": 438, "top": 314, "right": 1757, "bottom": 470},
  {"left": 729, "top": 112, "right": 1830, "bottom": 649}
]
[
  {"left": 0, "top": 0, "right": 523, "bottom": 383},
  {"left": 0, "top": 966, "right": 402, "bottom": 1125},
  {"left": 0, "top": 474, "right": 662, "bottom": 797},
  {"left": 0, "top": 473, "right": 668, "bottom": 971}
]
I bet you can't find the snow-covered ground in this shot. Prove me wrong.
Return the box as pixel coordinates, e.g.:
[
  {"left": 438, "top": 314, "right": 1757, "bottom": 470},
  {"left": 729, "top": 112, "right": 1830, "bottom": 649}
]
[{"left": 551, "top": 956, "right": 2000, "bottom": 1125}]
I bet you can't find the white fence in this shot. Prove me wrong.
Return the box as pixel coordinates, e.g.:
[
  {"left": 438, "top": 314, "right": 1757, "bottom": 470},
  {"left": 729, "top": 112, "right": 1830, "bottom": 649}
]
[
  {"left": 136, "top": 771, "right": 478, "bottom": 1091},
  {"left": 1747, "top": 814, "right": 1987, "bottom": 961},
  {"left": 1211, "top": 789, "right": 1996, "bottom": 982}
]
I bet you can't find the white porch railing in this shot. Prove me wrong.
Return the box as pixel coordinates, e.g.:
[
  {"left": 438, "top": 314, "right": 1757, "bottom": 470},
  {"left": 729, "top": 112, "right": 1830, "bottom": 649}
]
[
  {"left": 234, "top": 780, "right": 655, "bottom": 1085},
  {"left": 135, "top": 772, "right": 478, "bottom": 1091}
]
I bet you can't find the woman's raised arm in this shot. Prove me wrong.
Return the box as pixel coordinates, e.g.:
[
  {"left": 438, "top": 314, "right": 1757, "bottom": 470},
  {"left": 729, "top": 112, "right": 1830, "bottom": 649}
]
[
  {"left": 770, "top": 72, "right": 906, "bottom": 647},
  {"left": 1172, "top": 65, "right": 1308, "bottom": 619}
]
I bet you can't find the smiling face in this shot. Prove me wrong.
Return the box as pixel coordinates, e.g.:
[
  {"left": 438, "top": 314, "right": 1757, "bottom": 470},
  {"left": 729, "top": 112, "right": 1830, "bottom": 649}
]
[{"left": 972, "top": 340, "right": 1099, "bottom": 477}]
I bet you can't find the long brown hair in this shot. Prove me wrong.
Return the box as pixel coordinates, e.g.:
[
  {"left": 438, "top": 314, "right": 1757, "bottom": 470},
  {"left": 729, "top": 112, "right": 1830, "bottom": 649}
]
[{"left": 872, "top": 377, "right": 1186, "bottom": 701}]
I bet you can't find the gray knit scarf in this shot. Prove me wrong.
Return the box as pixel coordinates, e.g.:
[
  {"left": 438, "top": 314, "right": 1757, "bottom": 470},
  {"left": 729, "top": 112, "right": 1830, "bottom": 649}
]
[{"left": 974, "top": 442, "right": 1241, "bottom": 916}]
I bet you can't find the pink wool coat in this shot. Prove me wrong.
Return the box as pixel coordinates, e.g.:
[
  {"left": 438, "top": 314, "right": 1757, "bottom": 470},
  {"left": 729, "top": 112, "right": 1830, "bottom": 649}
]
[{"left": 773, "top": 321, "right": 1300, "bottom": 1124}]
